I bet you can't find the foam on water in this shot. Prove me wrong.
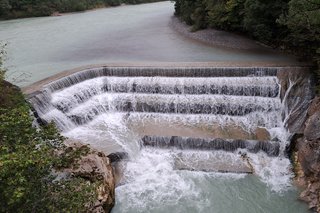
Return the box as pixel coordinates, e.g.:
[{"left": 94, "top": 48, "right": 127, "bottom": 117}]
[
  {"left": 114, "top": 149, "right": 248, "bottom": 213},
  {"left": 248, "top": 152, "right": 293, "bottom": 192},
  {"left": 112, "top": 149, "right": 299, "bottom": 213},
  {"left": 63, "top": 111, "right": 292, "bottom": 192}
]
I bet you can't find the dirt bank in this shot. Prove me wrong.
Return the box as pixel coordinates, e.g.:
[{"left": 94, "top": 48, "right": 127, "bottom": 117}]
[{"left": 170, "top": 16, "right": 271, "bottom": 51}]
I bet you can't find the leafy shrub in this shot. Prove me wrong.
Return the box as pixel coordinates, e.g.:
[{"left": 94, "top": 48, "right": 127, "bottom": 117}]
[{"left": 0, "top": 45, "right": 99, "bottom": 211}]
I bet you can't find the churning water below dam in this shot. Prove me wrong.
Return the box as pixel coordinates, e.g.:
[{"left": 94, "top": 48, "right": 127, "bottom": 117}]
[{"left": 26, "top": 66, "right": 310, "bottom": 213}]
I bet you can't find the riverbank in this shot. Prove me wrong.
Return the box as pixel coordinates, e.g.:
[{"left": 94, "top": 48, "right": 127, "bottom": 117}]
[
  {"left": 170, "top": 17, "right": 266, "bottom": 51},
  {"left": 171, "top": 12, "right": 320, "bottom": 210},
  {"left": 0, "top": 0, "right": 166, "bottom": 20},
  {"left": 172, "top": 0, "right": 319, "bottom": 90}
]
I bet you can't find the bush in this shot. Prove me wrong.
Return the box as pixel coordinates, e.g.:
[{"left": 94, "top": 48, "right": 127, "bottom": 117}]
[
  {"left": 0, "top": 45, "right": 99, "bottom": 212},
  {"left": 0, "top": 100, "right": 98, "bottom": 212}
]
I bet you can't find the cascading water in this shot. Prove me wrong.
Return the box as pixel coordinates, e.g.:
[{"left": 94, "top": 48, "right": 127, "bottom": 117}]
[{"left": 28, "top": 66, "right": 310, "bottom": 213}]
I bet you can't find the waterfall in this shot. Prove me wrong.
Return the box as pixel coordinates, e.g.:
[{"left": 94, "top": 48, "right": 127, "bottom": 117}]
[
  {"left": 27, "top": 66, "right": 312, "bottom": 191},
  {"left": 29, "top": 67, "right": 282, "bottom": 133}
]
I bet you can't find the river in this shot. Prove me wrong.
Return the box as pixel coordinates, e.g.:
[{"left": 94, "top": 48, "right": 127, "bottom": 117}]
[
  {"left": 0, "top": 1, "right": 294, "bottom": 87},
  {"left": 0, "top": 1, "right": 309, "bottom": 213}
]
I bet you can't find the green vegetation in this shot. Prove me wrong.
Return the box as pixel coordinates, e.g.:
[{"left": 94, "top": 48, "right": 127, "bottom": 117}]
[
  {"left": 0, "top": 43, "right": 6, "bottom": 82},
  {"left": 0, "top": 0, "right": 165, "bottom": 19},
  {"left": 0, "top": 45, "right": 99, "bottom": 212},
  {"left": 174, "top": 0, "right": 320, "bottom": 88}
]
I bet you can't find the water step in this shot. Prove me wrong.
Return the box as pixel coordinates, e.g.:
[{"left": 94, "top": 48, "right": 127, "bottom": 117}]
[
  {"left": 46, "top": 67, "right": 278, "bottom": 92},
  {"left": 49, "top": 76, "right": 279, "bottom": 111},
  {"left": 64, "top": 93, "right": 280, "bottom": 125},
  {"left": 141, "top": 136, "right": 280, "bottom": 156},
  {"left": 126, "top": 112, "right": 277, "bottom": 141},
  {"left": 173, "top": 151, "right": 253, "bottom": 174},
  {"left": 103, "top": 76, "right": 278, "bottom": 96}
]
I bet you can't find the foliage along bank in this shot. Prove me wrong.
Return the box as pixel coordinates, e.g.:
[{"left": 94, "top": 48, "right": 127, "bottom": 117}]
[
  {"left": 0, "top": 0, "right": 166, "bottom": 19},
  {"left": 173, "top": 0, "right": 320, "bottom": 88},
  {"left": 0, "top": 45, "right": 114, "bottom": 212}
]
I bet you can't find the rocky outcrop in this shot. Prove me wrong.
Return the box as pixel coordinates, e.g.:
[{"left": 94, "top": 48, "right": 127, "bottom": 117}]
[
  {"left": 294, "top": 97, "right": 320, "bottom": 212},
  {"left": 277, "top": 67, "right": 314, "bottom": 134},
  {"left": 62, "top": 141, "right": 115, "bottom": 213}
]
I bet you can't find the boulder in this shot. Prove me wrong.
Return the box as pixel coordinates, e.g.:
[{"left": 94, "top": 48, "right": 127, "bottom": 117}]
[{"left": 62, "top": 142, "right": 115, "bottom": 213}]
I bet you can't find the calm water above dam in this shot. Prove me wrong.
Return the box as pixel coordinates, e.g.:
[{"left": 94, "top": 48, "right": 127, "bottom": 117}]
[
  {"left": 0, "top": 1, "right": 294, "bottom": 87},
  {"left": 1, "top": 1, "right": 309, "bottom": 213}
]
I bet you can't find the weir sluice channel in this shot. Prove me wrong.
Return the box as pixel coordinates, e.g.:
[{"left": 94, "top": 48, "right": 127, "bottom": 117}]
[{"left": 24, "top": 64, "right": 313, "bottom": 212}]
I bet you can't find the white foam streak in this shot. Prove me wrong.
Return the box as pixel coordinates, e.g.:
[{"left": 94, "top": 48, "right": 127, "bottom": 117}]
[
  {"left": 51, "top": 77, "right": 105, "bottom": 111},
  {"left": 42, "top": 109, "right": 76, "bottom": 131},
  {"left": 63, "top": 113, "right": 140, "bottom": 156},
  {"left": 248, "top": 153, "right": 293, "bottom": 192}
]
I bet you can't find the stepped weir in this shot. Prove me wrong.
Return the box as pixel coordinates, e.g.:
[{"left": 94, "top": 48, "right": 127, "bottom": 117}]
[{"left": 25, "top": 65, "right": 313, "bottom": 174}]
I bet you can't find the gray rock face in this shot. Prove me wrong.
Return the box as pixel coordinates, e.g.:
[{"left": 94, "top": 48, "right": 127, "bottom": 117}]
[
  {"left": 294, "top": 94, "right": 320, "bottom": 212},
  {"left": 62, "top": 141, "right": 115, "bottom": 213},
  {"left": 298, "top": 138, "right": 320, "bottom": 177},
  {"left": 277, "top": 67, "right": 314, "bottom": 134},
  {"left": 304, "top": 111, "right": 320, "bottom": 141},
  {"left": 300, "top": 182, "right": 320, "bottom": 210}
]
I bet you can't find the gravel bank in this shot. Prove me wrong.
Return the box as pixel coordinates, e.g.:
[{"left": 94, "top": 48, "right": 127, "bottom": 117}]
[{"left": 170, "top": 16, "right": 268, "bottom": 50}]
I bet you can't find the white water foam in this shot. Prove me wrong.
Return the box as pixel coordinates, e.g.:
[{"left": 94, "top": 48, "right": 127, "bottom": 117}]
[
  {"left": 248, "top": 152, "right": 293, "bottom": 192},
  {"left": 114, "top": 149, "right": 247, "bottom": 213},
  {"left": 64, "top": 111, "right": 293, "bottom": 193},
  {"left": 64, "top": 113, "right": 140, "bottom": 156},
  {"left": 28, "top": 68, "right": 302, "bottom": 212}
]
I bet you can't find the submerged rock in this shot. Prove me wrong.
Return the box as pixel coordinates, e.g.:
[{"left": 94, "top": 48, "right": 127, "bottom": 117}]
[{"left": 107, "top": 152, "right": 129, "bottom": 163}]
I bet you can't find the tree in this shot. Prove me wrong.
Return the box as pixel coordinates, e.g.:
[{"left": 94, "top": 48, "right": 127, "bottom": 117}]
[{"left": 278, "top": 0, "right": 320, "bottom": 56}]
